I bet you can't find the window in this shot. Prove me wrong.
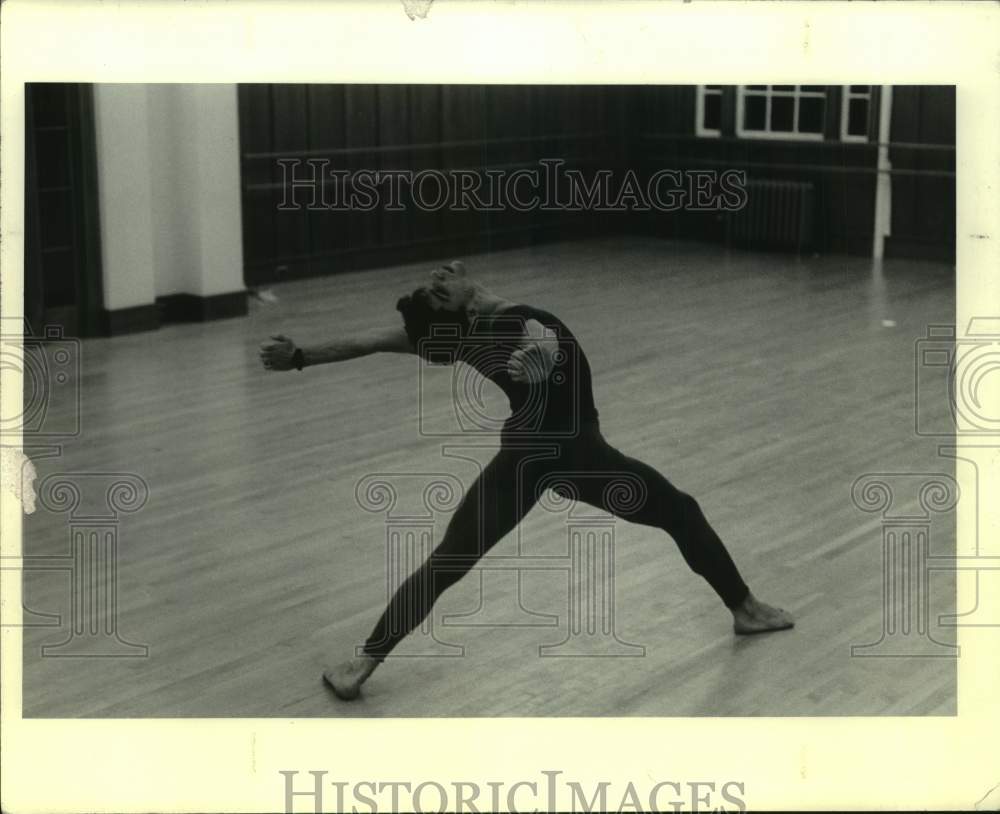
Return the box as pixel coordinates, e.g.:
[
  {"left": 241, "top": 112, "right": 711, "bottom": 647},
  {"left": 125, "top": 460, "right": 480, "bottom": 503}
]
[
  {"left": 841, "top": 85, "right": 873, "bottom": 142},
  {"left": 736, "top": 85, "right": 826, "bottom": 140},
  {"left": 695, "top": 85, "right": 723, "bottom": 137}
]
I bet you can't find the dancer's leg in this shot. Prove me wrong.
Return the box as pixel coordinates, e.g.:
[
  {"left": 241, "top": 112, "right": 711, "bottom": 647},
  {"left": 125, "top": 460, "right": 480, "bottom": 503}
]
[
  {"left": 560, "top": 427, "right": 748, "bottom": 607},
  {"left": 324, "top": 445, "right": 542, "bottom": 698},
  {"left": 562, "top": 427, "right": 792, "bottom": 632}
]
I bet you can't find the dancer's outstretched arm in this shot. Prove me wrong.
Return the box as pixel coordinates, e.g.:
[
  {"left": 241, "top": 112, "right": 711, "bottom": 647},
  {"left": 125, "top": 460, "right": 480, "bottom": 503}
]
[{"left": 259, "top": 326, "right": 413, "bottom": 372}]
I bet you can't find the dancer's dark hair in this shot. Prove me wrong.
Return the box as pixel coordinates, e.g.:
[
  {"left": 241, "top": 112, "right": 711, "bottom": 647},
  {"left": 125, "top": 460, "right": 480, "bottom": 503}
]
[{"left": 396, "top": 287, "right": 471, "bottom": 364}]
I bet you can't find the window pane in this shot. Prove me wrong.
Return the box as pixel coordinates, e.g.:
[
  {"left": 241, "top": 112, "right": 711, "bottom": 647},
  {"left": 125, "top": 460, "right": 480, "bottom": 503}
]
[
  {"left": 802, "top": 85, "right": 824, "bottom": 92},
  {"left": 848, "top": 97, "right": 869, "bottom": 136},
  {"left": 773, "top": 84, "right": 795, "bottom": 92},
  {"left": 771, "top": 95, "right": 794, "bottom": 131},
  {"left": 849, "top": 85, "right": 871, "bottom": 94},
  {"left": 744, "top": 94, "right": 766, "bottom": 130},
  {"left": 746, "top": 85, "right": 766, "bottom": 91},
  {"left": 703, "top": 93, "right": 721, "bottom": 131},
  {"left": 799, "top": 96, "right": 825, "bottom": 133},
  {"left": 705, "top": 84, "right": 722, "bottom": 90}
]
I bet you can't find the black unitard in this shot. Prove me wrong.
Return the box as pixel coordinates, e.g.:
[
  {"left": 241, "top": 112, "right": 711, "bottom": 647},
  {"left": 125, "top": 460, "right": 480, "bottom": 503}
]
[{"left": 362, "top": 304, "right": 749, "bottom": 660}]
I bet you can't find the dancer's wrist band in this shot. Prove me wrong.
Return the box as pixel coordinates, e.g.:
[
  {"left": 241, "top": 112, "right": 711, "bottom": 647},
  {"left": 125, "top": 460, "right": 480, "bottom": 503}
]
[{"left": 292, "top": 348, "right": 305, "bottom": 371}]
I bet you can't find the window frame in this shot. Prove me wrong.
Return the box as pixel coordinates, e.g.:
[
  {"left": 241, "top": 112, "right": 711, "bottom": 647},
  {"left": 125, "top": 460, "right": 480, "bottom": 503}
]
[
  {"left": 734, "top": 85, "right": 827, "bottom": 142},
  {"left": 840, "top": 85, "right": 874, "bottom": 143},
  {"left": 695, "top": 85, "right": 723, "bottom": 138}
]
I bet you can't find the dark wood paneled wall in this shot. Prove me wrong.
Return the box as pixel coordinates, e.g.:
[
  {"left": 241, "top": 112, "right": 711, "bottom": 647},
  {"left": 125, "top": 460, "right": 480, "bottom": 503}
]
[
  {"left": 237, "top": 85, "right": 954, "bottom": 283},
  {"left": 634, "top": 86, "right": 880, "bottom": 256},
  {"left": 887, "top": 86, "right": 955, "bottom": 262},
  {"left": 632, "top": 85, "right": 954, "bottom": 260},
  {"left": 238, "top": 85, "right": 627, "bottom": 285}
]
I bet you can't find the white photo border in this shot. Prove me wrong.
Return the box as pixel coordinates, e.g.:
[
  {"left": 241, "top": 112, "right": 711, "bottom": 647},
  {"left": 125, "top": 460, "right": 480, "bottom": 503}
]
[{"left": 2, "top": 1, "right": 998, "bottom": 812}]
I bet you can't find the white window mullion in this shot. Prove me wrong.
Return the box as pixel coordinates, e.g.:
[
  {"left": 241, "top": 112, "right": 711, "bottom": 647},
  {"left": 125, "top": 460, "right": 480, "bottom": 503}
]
[
  {"left": 736, "top": 84, "right": 825, "bottom": 141},
  {"left": 841, "top": 86, "right": 873, "bottom": 143},
  {"left": 695, "top": 85, "right": 722, "bottom": 138}
]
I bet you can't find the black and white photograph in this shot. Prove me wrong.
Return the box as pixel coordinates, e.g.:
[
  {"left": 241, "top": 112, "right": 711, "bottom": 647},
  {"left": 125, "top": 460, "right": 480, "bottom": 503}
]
[
  {"left": 2, "top": 3, "right": 998, "bottom": 813},
  {"left": 19, "top": 80, "right": 960, "bottom": 719}
]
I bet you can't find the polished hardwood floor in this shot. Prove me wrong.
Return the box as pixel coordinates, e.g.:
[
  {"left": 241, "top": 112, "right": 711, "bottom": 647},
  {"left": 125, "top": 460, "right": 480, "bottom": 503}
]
[{"left": 21, "top": 236, "right": 957, "bottom": 717}]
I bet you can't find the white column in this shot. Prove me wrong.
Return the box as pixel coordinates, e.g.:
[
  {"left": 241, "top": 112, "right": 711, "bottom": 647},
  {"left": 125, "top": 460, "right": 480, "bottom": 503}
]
[
  {"left": 94, "top": 84, "right": 245, "bottom": 314},
  {"left": 189, "top": 85, "right": 245, "bottom": 297},
  {"left": 93, "top": 85, "right": 157, "bottom": 311},
  {"left": 147, "top": 84, "right": 245, "bottom": 298},
  {"left": 872, "top": 86, "right": 894, "bottom": 260}
]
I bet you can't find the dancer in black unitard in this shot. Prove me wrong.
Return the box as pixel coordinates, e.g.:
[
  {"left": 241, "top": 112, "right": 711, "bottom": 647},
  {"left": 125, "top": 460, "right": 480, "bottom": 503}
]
[{"left": 260, "top": 260, "right": 794, "bottom": 700}]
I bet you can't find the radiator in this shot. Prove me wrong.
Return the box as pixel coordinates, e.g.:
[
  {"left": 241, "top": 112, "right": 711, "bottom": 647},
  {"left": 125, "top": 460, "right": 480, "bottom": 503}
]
[{"left": 725, "top": 179, "right": 815, "bottom": 252}]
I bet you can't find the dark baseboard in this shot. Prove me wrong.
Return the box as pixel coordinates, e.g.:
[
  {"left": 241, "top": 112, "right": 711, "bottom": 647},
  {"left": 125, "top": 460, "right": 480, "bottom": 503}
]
[
  {"left": 41, "top": 305, "right": 80, "bottom": 338},
  {"left": 832, "top": 232, "right": 876, "bottom": 257},
  {"left": 102, "top": 291, "right": 248, "bottom": 336},
  {"left": 885, "top": 235, "right": 955, "bottom": 263},
  {"left": 101, "top": 304, "right": 160, "bottom": 336},
  {"left": 243, "top": 219, "right": 609, "bottom": 285},
  {"left": 156, "top": 291, "right": 249, "bottom": 323}
]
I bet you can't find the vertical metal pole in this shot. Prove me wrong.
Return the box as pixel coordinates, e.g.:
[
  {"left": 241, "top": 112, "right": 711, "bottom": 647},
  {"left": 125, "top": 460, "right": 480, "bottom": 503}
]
[{"left": 872, "top": 86, "right": 894, "bottom": 260}]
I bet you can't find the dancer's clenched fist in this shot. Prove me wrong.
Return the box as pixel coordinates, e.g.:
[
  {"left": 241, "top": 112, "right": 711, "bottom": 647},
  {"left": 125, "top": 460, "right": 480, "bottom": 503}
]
[
  {"left": 507, "top": 322, "right": 557, "bottom": 383},
  {"left": 507, "top": 343, "right": 552, "bottom": 383},
  {"left": 259, "top": 334, "right": 298, "bottom": 371}
]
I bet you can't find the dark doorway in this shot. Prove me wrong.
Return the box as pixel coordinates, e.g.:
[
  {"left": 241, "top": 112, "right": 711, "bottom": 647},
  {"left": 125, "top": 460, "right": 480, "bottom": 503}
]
[{"left": 24, "top": 84, "right": 104, "bottom": 337}]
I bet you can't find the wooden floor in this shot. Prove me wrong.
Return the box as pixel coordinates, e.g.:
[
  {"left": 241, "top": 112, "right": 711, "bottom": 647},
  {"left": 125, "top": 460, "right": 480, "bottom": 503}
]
[{"left": 21, "top": 236, "right": 957, "bottom": 717}]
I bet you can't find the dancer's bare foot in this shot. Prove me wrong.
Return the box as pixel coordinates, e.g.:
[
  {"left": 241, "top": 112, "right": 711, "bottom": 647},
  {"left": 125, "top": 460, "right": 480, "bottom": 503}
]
[
  {"left": 732, "top": 592, "right": 795, "bottom": 635},
  {"left": 323, "top": 655, "right": 378, "bottom": 700}
]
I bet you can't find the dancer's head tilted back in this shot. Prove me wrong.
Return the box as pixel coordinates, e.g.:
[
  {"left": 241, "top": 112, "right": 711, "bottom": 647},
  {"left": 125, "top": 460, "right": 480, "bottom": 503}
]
[
  {"left": 424, "top": 260, "right": 476, "bottom": 313},
  {"left": 396, "top": 261, "right": 476, "bottom": 362}
]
